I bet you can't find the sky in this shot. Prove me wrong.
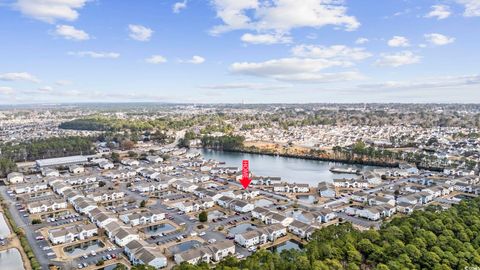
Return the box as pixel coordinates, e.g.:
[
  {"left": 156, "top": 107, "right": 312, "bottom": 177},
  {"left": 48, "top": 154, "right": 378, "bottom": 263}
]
[{"left": 0, "top": 0, "right": 479, "bottom": 104}]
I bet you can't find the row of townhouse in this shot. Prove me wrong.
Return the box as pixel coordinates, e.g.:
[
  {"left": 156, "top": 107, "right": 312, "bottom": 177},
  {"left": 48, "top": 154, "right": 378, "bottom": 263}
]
[
  {"left": 120, "top": 210, "right": 165, "bottom": 226},
  {"left": 174, "top": 240, "right": 236, "bottom": 265},
  {"left": 86, "top": 190, "right": 125, "bottom": 202},
  {"left": 252, "top": 207, "right": 293, "bottom": 226},
  {"left": 48, "top": 223, "right": 97, "bottom": 245},
  {"left": 93, "top": 215, "right": 141, "bottom": 247},
  {"left": 105, "top": 169, "right": 137, "bottom": 180},
  {"left": 62, "top": 175, "right": 97, "bottom": 186},
  {"left": 333, "top": 178, "right": 369, "bottom": 189},
  {"left": 287, "top": 220, "right": 319, "bottom": 240},
  {"left": 132, "top": 181, "right": 169, "bottom": 193},
  {"left": 234, "top": 224, "right": 288, "bottom": 248},
  {"left": 27, "top": 198, "right": 67, "bottom": 214},
  {"left": 13, "top": 181, "right": 48, "bottom": 194},
  {"left": 173, "top": 180, "right": 198, "bottom": 193},
  {"left": 272, "top": 183, "right": 310, "bottom": 193},
  {"left": 345, "top": 205, "right": 397, "bottom": 221},
  {"left": 125, "top": 240, "right": 167, "bottom": 269},
  {"left": 71, "top": 197, "right": 97, "bottom": 214},
  {"left": 217, "top": 196, "right": 255, "bottom": 213},
  {"left": 250, "top": 176, "right": 282, "bottom": 186},
  {"left": 175, "top": 198, "right": 214, "bottom": 213},
  {"left": 210, "top": 167, "right": 239, "bottom": 175}
]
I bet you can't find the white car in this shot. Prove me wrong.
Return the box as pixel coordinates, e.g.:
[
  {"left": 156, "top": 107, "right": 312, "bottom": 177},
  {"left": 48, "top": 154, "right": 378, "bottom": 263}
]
[
  {"left": 198, "top": 232, "right": 206, "bottom": 236},
  {"left": 208, "top": 239, "right": 216, "bottom": 244}
]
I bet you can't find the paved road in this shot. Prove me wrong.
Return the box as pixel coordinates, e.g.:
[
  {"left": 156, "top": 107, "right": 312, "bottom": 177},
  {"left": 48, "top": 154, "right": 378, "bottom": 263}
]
[{"left": 0, "top": 186, "right": 59, "bottom": 270}]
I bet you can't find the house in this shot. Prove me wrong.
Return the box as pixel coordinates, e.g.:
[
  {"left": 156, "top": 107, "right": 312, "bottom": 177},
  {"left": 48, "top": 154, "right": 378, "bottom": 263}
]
[
  {"left": 396, "top": 202, "right": 415, "bottom": 214},
  {"left": 288, "top": 220, "right": 317, "bottom": 239},
  {"left": 93, "top": 212, "right": 118, "bottom": 228},
  {"left": 229, "top": 199, "right": 254, "bottom": 213},
  {"left": 120, "top": 210, "right": 165, "bottom": 226},
  {"left": 146, "top": 156, "right": 163, "bottom": 163},
  {"left": 27, "top": 199, "right": 67, "bottom": 214},
  {"left": 208, "top": 240, "right": 236, "bottom": 262},
  {"left": 351, "top": 191, "right": 369, "bottom": 203},
  {"left": 217, "top": 196, "right": 234, "bottom": 208},
  {"left": 252, "top": 207, "right": 270, "bottom": 222},
  {"left": 273, "top": 183, "right": 310, "bottom": 193},
  {"left": 114, "top": 228, "right": 140, "bottom": 246},
  {"left": 333, "top": 178, "right": 369, "bottom": 188},
  {"left": 48, "top": 223, "right": 97, "bottom": 245},
  {"left": 72, "top": 197, "right": 97, "bottom": 214},
  {"left": 69, "top": 165, "right": 85, "bottom": 174},
  {"left": 175, "top": 201, "right": 200, "bottom": 213},
  {"left": 42, "top": 168, "right": 60, "bottom": 177},
  {"left": 121, "top": 159, "right": 140, "bottom": 166},
  {"left": 318, "top": 182, "right": 336, "bottom": 198},
  {"left": 99, "top": 161, "right": 114, "bottom": 170},
  {"left": 13, "top": 182, "right": 48, "bottom": 194},
  {"left": 174, "top": 180, "right": 198, "bottom": 193},
  {"left": 311, "top": 208, "right": 337, "bottom": 223},
  {"left": 131, "top": 246, "right": 167, "bottom": 269},
  {"left": 250, "top": 176, "right": 282, "bottom": 186},
  {"left": 174, "top": 248, "right": 212, "bottom": 265},
  {"left": 265, "top": 212, "right": 293, "bottom": 226},
  {"left": 263, "top": 224, "right": 287, "bottom": 241},
  {"left": 7, "top": 172, "right": 24, "bottom": 183},
  {"left": 104, "top": 221, "right": 124, "bottom": 239},
  {"left": 234, "top": 229, "right": 268, "bottom": 248}
]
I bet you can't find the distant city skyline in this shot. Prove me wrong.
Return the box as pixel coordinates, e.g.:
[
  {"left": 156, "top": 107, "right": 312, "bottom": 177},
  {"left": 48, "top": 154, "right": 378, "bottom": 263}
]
[{"left": 0, "top": 0, "right": 479, "bottom": 104}]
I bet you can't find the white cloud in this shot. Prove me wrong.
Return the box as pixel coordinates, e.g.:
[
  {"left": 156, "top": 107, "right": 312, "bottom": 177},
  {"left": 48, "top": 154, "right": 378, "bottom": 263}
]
[
  {"left": 0, "top": 87, "right": 14, "bottom": 95},
  {"left": 146, "top": 55, "right": 168, "bottom": 64},
  {"left": 68, "top": 51, "right": 120, "bottom": 58},
  {"left": 0, "top": 72, "right": 40, "bottom": 83},
  {"left": 173, "top": 1, "right": 187, "bottom": 13},
  {"left": 38, "top": 86, "right": 53, "bottom": 92},
  {"left": 181, "top": 55, "right": 205, "bottom": 64},
  {"left": 355, "top": 37, "right": 369, "bottom": 44},
  {"left": 456, "top": 0, "right": 480, "bottom": 17},
  {"left": 375, "top": 51, "right": 421, "bottom": 67},
  {"left": 200, "top": 83, "right": 291, "bottom": 90},
  {"left": 358, "top": 74, "right": 480, "bottom": 90},
  {"left": 241, "top": 33, "right": 291, "bottom": 44},
  {"left": 230, "top": 57, "right": 362, "bottom": 83},
  {"left": 291, "top": 44, "right": 372, "bottom": 61},
  {"left": 54, "top": 25, "right": 89, "bottom": 40},
  {"left": 424, "top": 33, "right": 455, "bottom": 46},
  {"left": 14, "top": 0, "right": 89, "bottom": 23},
  {"left": 425, "top": 5, "right": 451, "bottom": 20},
  {"left": 210, "top": 0, "right": 359, "bottom": 35},
  {"left": 128, "top": 24, "right": 153, "bottom": 41},
  {"left": 55, "top": 80, "right": 72, "bottom": 86},
  {"left": 387, "top": 36, "right": 409, "bottom": 47}
]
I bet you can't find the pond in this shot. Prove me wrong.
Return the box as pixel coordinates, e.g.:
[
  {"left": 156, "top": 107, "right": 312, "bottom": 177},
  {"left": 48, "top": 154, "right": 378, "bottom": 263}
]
[
  {"left": 0, "top": 213, "right": 11, "bottom": 238},
  {"left": 0, "top": 248, "right": 25, "bottom": 270},
  {"left": 268, "top": 240, "right": 303, "bottom": 253},
  {"left": 168, "top": 240, "right": 202, "bottom": 254},
  {"left": 200, "top": 149, "right": 378, "bottom": 186},
  {"left": 296, "top": 195, "right": 317, "bottom": 204},
  {"left": 99, "top": 263, "right": 128, "bottom": 270},
  {"left": 144, "top": 223, "right": 176, "bottom": 235},
  {"left": 63, "top": 239, "right": 105, "bottom": 257},
  {"left": 228, "top": 223, "right": 256, "bottom": 235},
  {"left": 254, "top": 198, "right": 274, "bottom": 208}
]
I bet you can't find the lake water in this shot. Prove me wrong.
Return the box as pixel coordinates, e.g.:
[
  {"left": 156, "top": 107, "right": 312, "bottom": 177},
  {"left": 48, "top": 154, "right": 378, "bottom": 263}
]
[
  {"left": 269, "top": 240, "right": 303, "bottom": 253},
  {"left": 0, "top": 248, "right": 25, "bottom": 270},
  {"left": 0, "top": 213, "right": 11, "bottom": 238},
  {"left": 200, "top": 149, "right": 376, "bottom": 186}
]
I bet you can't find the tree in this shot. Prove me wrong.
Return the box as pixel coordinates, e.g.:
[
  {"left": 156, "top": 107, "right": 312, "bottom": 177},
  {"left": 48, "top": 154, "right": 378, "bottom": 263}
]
[
  {"left": 98, "top": 181, "right": 106, "bottom": 187},
  {"left": 140, "top": 200, "right": 147, "bottom": 208},
  {"left": 111, "top": 152, "right": 120, "bottom": 163},
  {"left": 128, "top": 151, "right": 138, "bottom": 158},
  {"left": 121, "top": 140, "right": 135, "bottom": 150},
  {"left": 199, "top": 211, "right": 208, "bottom": 222},
  {"left": 31, "top": 219, "right": 41, "bottom": 225}
]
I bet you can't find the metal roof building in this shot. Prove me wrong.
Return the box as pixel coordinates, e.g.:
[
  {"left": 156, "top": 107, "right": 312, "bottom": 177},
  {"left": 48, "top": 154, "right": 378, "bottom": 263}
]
[{"left": 36, "top": 155, "right": 89, "bottom": 168}]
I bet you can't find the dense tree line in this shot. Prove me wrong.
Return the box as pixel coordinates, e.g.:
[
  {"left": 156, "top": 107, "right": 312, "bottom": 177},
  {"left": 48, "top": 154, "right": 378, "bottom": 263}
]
[
  {"left": 0, "top": 158, "right": 17, "bottom": 177},
  {"left": 201, "top": 135, "right": 245, "bottom": 150},
  {"left": 0, "top": 136, "right": 94, "bottom": 162},
  {"left": 173, "top": 198, "right": 480, "bottom": 270}
]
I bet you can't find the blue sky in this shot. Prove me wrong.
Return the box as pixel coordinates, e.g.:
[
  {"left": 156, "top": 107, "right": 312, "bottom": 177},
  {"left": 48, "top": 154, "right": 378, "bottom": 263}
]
[{"left": 0, "top": 0, "right": 479, "bottom": 104}]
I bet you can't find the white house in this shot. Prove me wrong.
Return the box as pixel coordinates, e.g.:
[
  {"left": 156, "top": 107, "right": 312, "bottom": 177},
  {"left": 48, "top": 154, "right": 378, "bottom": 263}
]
[
  {"left": 114, "top": 228, "right": 140, "bottom": 246},
  {"left": 27, "top": 199, "right": 67, "bottom": 214},
  {"left": 48, "top": 223, "right": 97, "bottom": 245},
  {"left": 7, "top": 172, "right": 24, "bottom": 183}
]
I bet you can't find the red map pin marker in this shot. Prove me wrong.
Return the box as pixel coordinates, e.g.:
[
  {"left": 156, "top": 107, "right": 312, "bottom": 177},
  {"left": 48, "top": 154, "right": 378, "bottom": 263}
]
[{"left": 240, "top": 160, "right": 251, "bottom": 189}]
